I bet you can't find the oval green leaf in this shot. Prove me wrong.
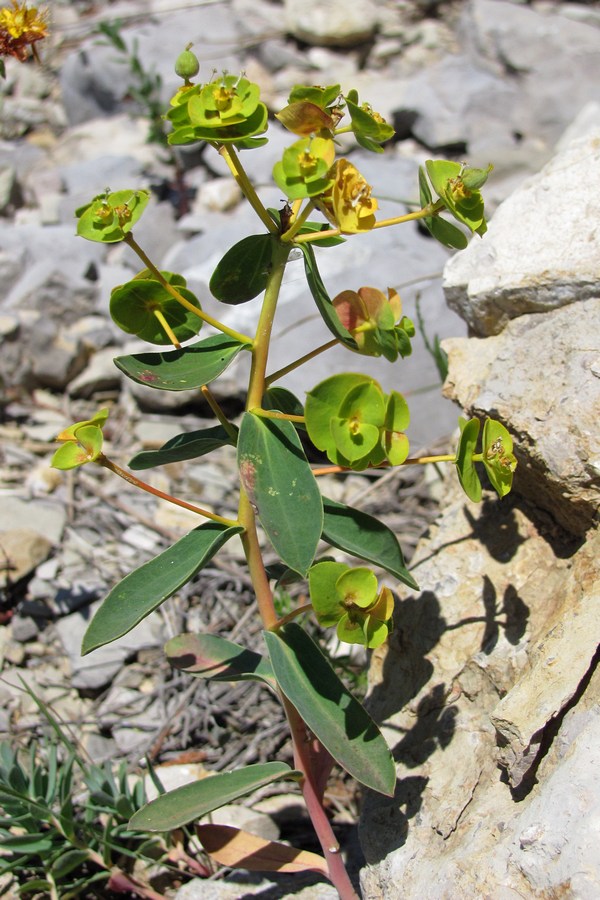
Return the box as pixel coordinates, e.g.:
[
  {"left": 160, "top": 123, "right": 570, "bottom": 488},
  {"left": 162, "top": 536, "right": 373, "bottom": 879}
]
[
  {"left": 113, "top": 334, "right": 250, "bottom": 391},
  {"left": 110, "top": 274, "right": 202, "bottom": 345},
  {"left": 129, "top": 762, "right": 301, "bottom": 831},
  {"left": 166, "top": 633, "right": 276, "bottom": 688},
  {"left": 264, "top": 624, "right": 396, "bottom": 796},
  {"left": 81, "top": 523, "right": 243, "bottom": 654},
  {"left": 210, "top": 234, "right": 275, "bottom": 304},
  {"left": 321, "top": 496, "right": 418, "bottom": 590},
  {"left": 128, "top": 425, "right": 236, "bottom": 470},
  {"left": 238, "top": 412, "right": 323, "bottom": 576}
]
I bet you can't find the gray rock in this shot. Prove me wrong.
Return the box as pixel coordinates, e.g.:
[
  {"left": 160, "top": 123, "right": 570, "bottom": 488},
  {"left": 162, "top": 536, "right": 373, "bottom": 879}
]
[
  {"left": 392, "top": 54, "right": 519, "bottom": 152},
  {"left": 283, "top": 0, "right": 379, "bottom": 48},
  {"left": 467, "top": 1, "right": 600, "bottom": 150},
  {"left": 31, "top": 330, "right": 89, "bottom": 391},
  {"left": 443, "top": 130, "right": 600, "bottom": 336},
  {"left": 0, "top": 529, "right": 52, "bottom": 589},
  {"left": 55, "top": 600, "right": 164, "bottom": 691},
  {"left": 10, "top": 614, "right": 40, "bottom": 643},
  {"left": 68, "top": 346, "right": 123, "bottom": 399},
  {"left": 0, "top": 497, "right": 66, "bottom": 546},
  {"left": 443, "top": 298, "right": 600, "bottom": 535}
]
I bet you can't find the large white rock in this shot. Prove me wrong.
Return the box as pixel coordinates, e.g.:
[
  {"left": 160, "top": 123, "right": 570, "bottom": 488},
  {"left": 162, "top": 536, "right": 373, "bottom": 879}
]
[
  {"left": 283, "top": 0, "right": 379, "bottom": 48},
  {"left": 442, "top": 298, "right": 600, "bottom": 535}
]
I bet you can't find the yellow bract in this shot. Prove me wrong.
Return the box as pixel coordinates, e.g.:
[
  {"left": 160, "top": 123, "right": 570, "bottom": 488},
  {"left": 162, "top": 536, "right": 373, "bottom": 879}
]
[{"left": 330, "top": 159, "right": 377, "bottom": 234}]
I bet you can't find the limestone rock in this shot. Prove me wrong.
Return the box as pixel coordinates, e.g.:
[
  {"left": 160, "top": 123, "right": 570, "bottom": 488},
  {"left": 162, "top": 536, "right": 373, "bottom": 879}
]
[
  {"left": 361, "top": 478, "right": 600, "bottom": 899},
  {"left": 283, "top": 0, "right": 379, "bottom": 48},
  {"left": 491, "top": 529, "right": 600, "bottom": 788},
  {"left": 442, "top": 298, "right": 600, "bottom": 535},
  {"left": 443, "top": 131, "right": 600, "bottom": 336},
  {"left": 0, "top": 529, "right": 52, "bottom": 589}
]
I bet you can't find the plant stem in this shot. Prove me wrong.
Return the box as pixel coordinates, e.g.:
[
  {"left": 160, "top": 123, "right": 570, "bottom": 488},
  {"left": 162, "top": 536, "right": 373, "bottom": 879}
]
[
  {"left": 293, "top": 226, "right": 341, "bottom": 244},
  {"left": 284, "top": 698, "right": 360, "bottom": 900},
  {"left": 404, "top": 453, "right": 455, "bottom": 464},
  {"left": 236, "top": 238, "right": 359, "bottom": 897},
  {"left": 372, "top": 200, "right": 445, "bottom": 230},
  {"left": 237, "top": 239, "right": 292, "bottom": 631},
  {"left": 218, "top": 144, "right": 278, "bottom": 234},
  {"left": 251, "top": 409, "right": 305, "bottom": 424},
  {"left": 274, "top": 602, "right": 313, "bottom": 629},
  {"left": 152, "top": 308, "right": 181, "bottom": 348},
  {"left": 265, "top": 338, "right": 339, "bottom": 385},
  {"left": 311, "top": 453, "right": 459, "bottom": 476},
  {"left": 291, "top": 201, "right": 446, "bottom": 243},
  {"left": 123, "top": 233, "right": 252, "bottom": 345},
  {"left": 201, "top": 385, "right": 238, "bottom": 441},
  {"left": 97, "top": 454, "right": 239, "bottom": 527}
]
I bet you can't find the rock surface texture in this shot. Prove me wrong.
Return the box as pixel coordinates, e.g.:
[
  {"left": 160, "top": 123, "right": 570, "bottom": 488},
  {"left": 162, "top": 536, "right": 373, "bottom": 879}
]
[{"left": 361, "top": 130, "right": 600, "bottom": 899}]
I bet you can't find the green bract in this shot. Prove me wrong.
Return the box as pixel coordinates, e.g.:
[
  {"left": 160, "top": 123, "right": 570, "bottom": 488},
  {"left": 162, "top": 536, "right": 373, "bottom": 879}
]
[
  {"left": 109, "top": 270, "right": 202, "bottom": 344},
  {"left": 76, "top": 189, "right": 150, "bottom": 243},
  {"left": 166, "top": 73, "right": 268, "bottom": 148},
  {"left": 425, "top": 159, "right": 492, "bottom": 236},
  {"left": 51, "top": 409, "right": 108, "bottom": 471},
  {"left": 305, "top": 374, "right": 410, "bottom": 470},
  {"left": 333, "top": 286, "right": 415, "bottom": 361},
  {"left": 482, "top": 418, "right": 517, "bottom": 498},
  {"left": 454, "top": 416, "right": 517, "bottom": 501},
  {"left": 273, "top": 137, "right": 336, "bottom": 200},
  {"left": 308, "top": 561, "right": 395, "bottom": 649},
  {"left": 344, "top": 89, "right": 395, "bottom": 153}
]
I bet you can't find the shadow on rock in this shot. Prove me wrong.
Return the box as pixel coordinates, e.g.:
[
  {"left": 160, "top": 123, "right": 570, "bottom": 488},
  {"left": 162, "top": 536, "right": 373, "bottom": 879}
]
[{"left": 359, "top": 775, "right": 429, "bottom": 863}]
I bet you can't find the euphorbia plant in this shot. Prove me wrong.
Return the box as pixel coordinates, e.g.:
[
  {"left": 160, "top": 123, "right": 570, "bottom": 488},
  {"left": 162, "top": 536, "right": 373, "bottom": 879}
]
[{"left": 52, "top": 48, "right": 514, "bottom": 899}]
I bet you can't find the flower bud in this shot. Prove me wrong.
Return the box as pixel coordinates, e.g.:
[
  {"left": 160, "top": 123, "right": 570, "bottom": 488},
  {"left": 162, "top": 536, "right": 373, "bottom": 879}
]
[{"left": 175, "top": 44, "right": 200, "bottom": 82}]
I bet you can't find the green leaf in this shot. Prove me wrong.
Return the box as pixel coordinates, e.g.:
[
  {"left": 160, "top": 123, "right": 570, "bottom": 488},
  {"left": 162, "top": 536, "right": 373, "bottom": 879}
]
[
  {"left": 0, "top": 833, "right": 55, "bottom": 852},
  {"left": 264, "top": 624, "right": 395, "bottom": 796},
  {"left": 238, "top": 412, "right": 323, "bottom": 576},
  {"left": 455, "top": 417, "right": 482, "bottom": 502},
  {"left": 166, "top": 633, "right": 276, "bottom": 688},
  {"left": 299, "top": 243, "right": 358, "bottom": 348},
  {"left": 50, "top": 849, "right": 91, "bottom": 879},
  {"left": 129, "top": 762, "right": 301, "bottom": 831},
  {"left": 114, "top": 334, "right": 250, "bottom": 390},
  {"left": 82, "top": 523, "right": 243, "bottom": 654},
  {"left": 109, "top": 273, "right": 202, "bottom": 345},
  {"left": 321, "top": 496, "right": 418, "bottom": 590},
  {"left": 262, "top": 387, "right": 305, "bottom": 423},
  {"left": 128, "top": 425, "right": 236, "bottom": 470},
  {"left": 210, "top": 235, "right": 275, "bottom": 304}
]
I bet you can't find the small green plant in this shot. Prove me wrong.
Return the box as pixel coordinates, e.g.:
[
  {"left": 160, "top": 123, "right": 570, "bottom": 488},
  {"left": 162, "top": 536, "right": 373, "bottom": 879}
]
[
  {"left": 50, "top": 48, "right": 515, "bottom": 898},
  {"left": 0, "top": 683, "right": 208, "bottom": 898}
]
